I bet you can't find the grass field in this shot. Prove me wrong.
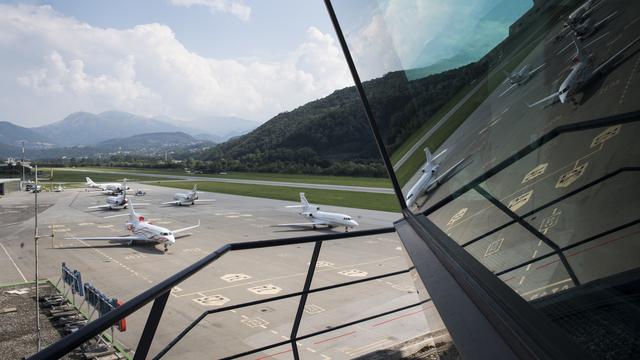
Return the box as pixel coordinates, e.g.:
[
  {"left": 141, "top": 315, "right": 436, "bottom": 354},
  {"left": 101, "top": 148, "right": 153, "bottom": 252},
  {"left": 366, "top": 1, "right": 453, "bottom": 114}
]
[
  {"left": 53, "top": 167, "right": 392, "bottom": 188},
  {"left": 148, "top": 181, "right": 401, "bottom": 213}
]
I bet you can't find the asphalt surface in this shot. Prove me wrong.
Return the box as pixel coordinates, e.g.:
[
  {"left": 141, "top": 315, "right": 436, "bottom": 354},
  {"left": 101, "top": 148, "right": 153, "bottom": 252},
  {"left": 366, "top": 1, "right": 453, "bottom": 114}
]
[
  {"left": 401, "top": 0, "right": 640, "bottom": 300},
  {"left": 61, "top": 168, "right": 395, "bottom": 194},
  {"left": 0, "top": 185, "right": 445, "bottom": 359}
]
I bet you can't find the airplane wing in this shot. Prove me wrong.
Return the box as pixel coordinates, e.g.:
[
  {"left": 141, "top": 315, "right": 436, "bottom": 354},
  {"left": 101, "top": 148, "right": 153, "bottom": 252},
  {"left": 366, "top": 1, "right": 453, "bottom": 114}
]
[
  {"left": 66, "top": 236, "right": 148, "bottom": 242},
  {"left": 592, "top": 35, "right": 640, "bottom": 75},
  {"left": 130, "top": 203, "right": 149, "bottom": 206},
  {"left": 498, "top": 83, "right": 518, "bottom": 98},
  {"left": 172, "top": 220, "right": 200, "bottom": 234},
  {"left": 285, "top": 205, "right": 305, "bottom": 208},
  {"left": 161, "top": 201, "right": 180, "bottom": 205},
  {"left": 527, "top": 63, "right": 545, "bottom": 77},
  {"left": 88, "top": 204, "right": 111, "bottom": 210},
  {"left": 194, "top": 199, "right": 215, "bottom": 203},
  {"left": 527, "top": 92, "right": 559, "bottom": 108},
  {"left": 273, "top": 221, "right": 329, "bottom": 228}
]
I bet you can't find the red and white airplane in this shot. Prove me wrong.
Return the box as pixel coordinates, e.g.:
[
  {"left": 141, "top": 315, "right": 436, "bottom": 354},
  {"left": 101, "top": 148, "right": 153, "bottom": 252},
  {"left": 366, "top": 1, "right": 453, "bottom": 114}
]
[{"left": 69, "top": 203, "right": 199, "bottom": 252}]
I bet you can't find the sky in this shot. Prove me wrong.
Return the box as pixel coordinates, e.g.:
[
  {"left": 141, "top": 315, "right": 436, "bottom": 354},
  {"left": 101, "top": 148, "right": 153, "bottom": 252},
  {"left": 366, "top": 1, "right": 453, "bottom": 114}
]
[{"left": 0, "top": 0, "right": 531, "bottom": 127}]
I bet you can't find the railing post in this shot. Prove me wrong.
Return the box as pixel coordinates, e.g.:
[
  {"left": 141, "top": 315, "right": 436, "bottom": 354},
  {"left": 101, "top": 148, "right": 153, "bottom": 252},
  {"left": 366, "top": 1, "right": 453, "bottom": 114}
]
[
  {"left": 290, "top": 241, "right": 323, "bottom": 359},
  {"left": 134, "top": 291, "right": 170, "bottom": 360}
]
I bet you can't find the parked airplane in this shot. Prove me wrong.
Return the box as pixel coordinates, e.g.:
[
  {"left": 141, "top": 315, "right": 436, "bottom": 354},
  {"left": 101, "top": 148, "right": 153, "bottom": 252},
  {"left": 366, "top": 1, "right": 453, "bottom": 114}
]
[
  {"left": 68, "top": 203, "right": 199, "bottom": 252},
  {"left": 498, "top": 63, "right": 545, "bottom": 98},
  {"left": 528, "top": 33, "right": 640, "bottom": 107},
  {"left": 554, "top": 0, "right": 600, "bottom": 42},
  {"left": 88, "top": 181, "right": 148, "bottom": 210},
  {"left": 405, "top": 148, "right": 468, "bottom": 208},
  {"left": 162, "top": 184, "right": 215, "bottom": 206},
  {"left": 275, "top": 193, "right": 358, "bottom": 232},
  {"left": 85, "top": 177, "right": 130, "bottom": 195}
]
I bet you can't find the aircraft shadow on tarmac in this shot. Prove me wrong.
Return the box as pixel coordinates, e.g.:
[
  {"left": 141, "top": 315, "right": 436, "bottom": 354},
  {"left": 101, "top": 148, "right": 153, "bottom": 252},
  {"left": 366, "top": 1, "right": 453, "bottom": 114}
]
[
  {"left": 272, "top": 227, "right": 345, "bottom": 234},
  {"left": 58, "top": 241, "right": 166, "bottom": 255}
]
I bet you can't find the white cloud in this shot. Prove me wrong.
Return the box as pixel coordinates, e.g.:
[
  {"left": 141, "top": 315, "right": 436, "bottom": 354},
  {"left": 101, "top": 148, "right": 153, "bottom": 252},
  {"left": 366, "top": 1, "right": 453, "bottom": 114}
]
[
  {"left": 168, "top": 0, "right": 251, "bottom": 22},
  {"left": 0, "top": 4, "right": 352, "bottom": 126}
]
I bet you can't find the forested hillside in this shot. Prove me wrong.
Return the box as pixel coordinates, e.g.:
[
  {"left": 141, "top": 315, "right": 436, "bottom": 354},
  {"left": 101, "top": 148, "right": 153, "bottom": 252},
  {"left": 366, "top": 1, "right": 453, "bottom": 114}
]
[{"left": 200, "top": 60, "right": 488, "bottom": 176}]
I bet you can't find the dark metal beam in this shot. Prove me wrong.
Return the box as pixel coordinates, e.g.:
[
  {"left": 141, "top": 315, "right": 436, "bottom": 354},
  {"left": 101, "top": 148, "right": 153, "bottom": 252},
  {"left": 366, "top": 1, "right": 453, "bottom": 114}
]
[
  {"left": 134, "top": 291, "right": 170, "bottom": 360},
  {"left": 397, "top": 212, "right": 594, "bottom": 359},
  {"left": 323, "top": 0, "right": 408, "bottom": 211}
]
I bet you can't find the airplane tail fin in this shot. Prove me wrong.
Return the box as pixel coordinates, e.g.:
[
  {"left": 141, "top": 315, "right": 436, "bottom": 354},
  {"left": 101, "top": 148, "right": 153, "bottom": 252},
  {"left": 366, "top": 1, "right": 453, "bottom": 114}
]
[
  {"left": 573, "top": 32, "right": 589, "bottom": 63},
  {"left": 128, "top": 202, "right": 140, "bottom": 223},
  {"left": 425, "top": 147, "right": 447, "bottom": 165},
  {"left": 300, "top": 192, "right": 313, "bottom": 212},
  {"left": 193, "top": 184, "right": 198, "bottom": 193},
  {"left": 86, "top": 177, "right": 95, "bottom": 185}
]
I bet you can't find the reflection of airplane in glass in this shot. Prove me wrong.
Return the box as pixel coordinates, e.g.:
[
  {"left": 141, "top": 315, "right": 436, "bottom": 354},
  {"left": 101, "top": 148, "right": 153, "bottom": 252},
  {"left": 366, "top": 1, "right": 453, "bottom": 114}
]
[
  {"left": 405, "top": 148, "right": 468, "bottom": 208},
  {"left": 498, "top": 63, "right": 545, "bottom": 98},
  {"left": 528, "top": 33, "right": 640, "bottom": 107}
]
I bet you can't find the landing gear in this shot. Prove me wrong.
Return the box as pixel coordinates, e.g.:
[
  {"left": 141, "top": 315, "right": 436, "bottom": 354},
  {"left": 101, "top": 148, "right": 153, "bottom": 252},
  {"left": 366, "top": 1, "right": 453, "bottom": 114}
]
[
  {"left": 345, "top": 227, "right": 349, "bottom": 233},
  {"left": 164, "top": 244, "right": 168, "bottom": 253},
  {"left": 192, "top": 202, "right": 195, "bottom": 205}
]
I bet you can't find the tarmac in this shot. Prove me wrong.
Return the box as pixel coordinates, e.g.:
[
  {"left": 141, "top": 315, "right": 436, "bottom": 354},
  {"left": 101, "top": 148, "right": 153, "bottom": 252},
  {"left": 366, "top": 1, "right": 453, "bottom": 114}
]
[
  {"left": 0, "top": 185, "right": 445, "bottom": 359},
  {"left": 402, "top": 0, "right": 640, "bottom": 300}
]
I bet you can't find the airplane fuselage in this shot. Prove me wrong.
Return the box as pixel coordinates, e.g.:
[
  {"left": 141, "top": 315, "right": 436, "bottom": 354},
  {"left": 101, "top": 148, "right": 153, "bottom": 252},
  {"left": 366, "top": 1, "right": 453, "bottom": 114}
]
[
  {"left": 174, "top": 192, "right": 197, "bottom": 205},
  {"left": 126, "top": 221, "right": 175, "bottom": 246},
  {"left": 405, "top": 163, "right": 439, "bottom": 207},
  {"left": 302, "top": 210, "right": 358, "bottom": 229}
]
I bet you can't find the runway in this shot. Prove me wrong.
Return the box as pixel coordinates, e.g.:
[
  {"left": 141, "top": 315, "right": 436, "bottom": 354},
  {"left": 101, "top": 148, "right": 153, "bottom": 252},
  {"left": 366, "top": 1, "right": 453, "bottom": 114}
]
[
  {"left": 0, "top": 185, "right": 443, "bottom": 359},
  {"left": 60, "top": 168, "right": 395, "bottom": 194}
]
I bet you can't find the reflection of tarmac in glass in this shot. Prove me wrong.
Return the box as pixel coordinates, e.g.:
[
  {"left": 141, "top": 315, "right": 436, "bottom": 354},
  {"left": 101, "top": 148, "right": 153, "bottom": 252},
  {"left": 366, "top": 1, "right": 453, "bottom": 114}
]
[{"left": 413, "top": 0, "right": 640, "bottom": 301}]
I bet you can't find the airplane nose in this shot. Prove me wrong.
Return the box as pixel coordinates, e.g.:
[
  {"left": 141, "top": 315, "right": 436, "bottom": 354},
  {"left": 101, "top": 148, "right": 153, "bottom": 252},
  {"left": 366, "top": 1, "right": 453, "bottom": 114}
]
[
  {"left": 165, "top": 236, "right": 176, "bottom": 245},
  {"left": 559, "top": 93, "right": 567, "bottom": 104},
  {"left": 351, "top": 220, "right": 359, "bottom": 227}
]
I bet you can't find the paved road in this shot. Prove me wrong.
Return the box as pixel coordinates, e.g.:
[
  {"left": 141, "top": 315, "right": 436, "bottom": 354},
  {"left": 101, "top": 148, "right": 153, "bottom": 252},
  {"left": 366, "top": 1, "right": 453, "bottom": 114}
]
[{"left": 63, "top": 168, "right": 395, "bottom": 194}]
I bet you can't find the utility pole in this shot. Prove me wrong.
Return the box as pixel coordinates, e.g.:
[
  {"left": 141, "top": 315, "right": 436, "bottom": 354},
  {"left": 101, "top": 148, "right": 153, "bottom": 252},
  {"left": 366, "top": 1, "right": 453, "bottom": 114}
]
[
  {"left": 21, "top": 140, "right": 25, "bottom": 190},
  {"left": 33, "top": 165, "right": 54, "bottom": 352}
]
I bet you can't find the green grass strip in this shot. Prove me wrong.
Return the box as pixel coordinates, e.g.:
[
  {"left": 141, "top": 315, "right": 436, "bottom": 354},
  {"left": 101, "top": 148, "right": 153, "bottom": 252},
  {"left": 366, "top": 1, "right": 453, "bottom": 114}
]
[{"left": 147, "top": 181, "right": 401, "bottom": 213}]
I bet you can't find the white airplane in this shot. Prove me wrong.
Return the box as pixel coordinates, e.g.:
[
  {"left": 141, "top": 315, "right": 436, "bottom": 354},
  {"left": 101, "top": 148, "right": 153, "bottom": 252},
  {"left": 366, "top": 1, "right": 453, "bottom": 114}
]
[
  {"left": 554, "top": 0, "right": 599, "bottom": 42},
  {"left": 528, "top": 33, "right": 640, "bottom": 108},
  {"left": 68, "top": 203, "right": 199, "bottom": 252},
  {"left": 276, "top": 193, "right": 359, "bottom": 232},
  {"left": 85, "top": 177, "right": 130, "bottom": 195},
  {"left": 162, "top": 184, "right": 215, "bottom": 206},
  {"left": 88, "top": 180, "right": 148, "bottom": 211},
  {"left": 405, "top": 148, "right": 468, "bottom": 208},
  {"left": 498, "top": 63, "right": 545, "bottom": 98}
]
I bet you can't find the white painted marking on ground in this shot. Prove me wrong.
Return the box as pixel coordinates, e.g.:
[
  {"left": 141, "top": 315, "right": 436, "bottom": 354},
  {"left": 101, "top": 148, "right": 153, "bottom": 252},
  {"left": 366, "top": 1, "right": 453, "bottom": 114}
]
[
  {"left": 221, "top": 273, "right": 251, "bottom": 282},
  {"left": 447, "top": 208, "right": 468, "bottom": 227},
  {"left": 0, "top": 243, "right": 27, "bottom": 282},
  {"left": 78, "top": 223, "right": 94, "bottom": 226},
  {"left": 484, "top": 238, "right": 504, "bottom": 257},
  {"left": 522, "top": 163, "right": 548, "bottom": 184},
  {"left": 241, "top": 317, "right": 269, "bottom": 328},
  {"left": 247, "top": 284, "right": 282, "bottom": 295},
  {"left": 338, "top": 269, "right": 368, "bottom": 277},
  {"left": 556, "top": 163, "right": 588, "bottom": 188},
  {"left": 315, "top": 261, "right": 334, "bottom": 268},
  {"left": 508, "top": 190, "right": 533, "bottom": 212},
  {"left": 591, "top": 125, "right": 621, "bottom": 148},
  {"left": 97, "top": 225, "right": 114, "bottom": 228},
  {"left": 192, "top": 295, "right": 230, "bottom": 306},
  {"left": 304, "top": 304, "right": 325, "bottom": 315}
]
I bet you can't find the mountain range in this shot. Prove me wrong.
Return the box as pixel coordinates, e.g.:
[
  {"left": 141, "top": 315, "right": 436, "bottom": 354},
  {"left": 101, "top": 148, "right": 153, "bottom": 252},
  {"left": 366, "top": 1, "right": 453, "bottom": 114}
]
[{"left": 0, "top": 111, "right": 260, "bottom": 158}]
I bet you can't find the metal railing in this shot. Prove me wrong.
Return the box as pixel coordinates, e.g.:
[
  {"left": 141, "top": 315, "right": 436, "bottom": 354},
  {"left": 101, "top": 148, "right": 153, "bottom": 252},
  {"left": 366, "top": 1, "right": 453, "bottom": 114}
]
[{"left": 29, "top": 227, "right": 434, "bottom": 360}]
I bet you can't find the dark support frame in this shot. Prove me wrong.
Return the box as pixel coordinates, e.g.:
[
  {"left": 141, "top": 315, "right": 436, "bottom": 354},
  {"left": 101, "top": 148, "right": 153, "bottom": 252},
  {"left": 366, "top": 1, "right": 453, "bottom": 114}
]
[
  {"left": 134, "top": 291, "right": 170, "bottom": 360},
  {"left": 323, "top": 0, "right": 408, "bottom": 210}
]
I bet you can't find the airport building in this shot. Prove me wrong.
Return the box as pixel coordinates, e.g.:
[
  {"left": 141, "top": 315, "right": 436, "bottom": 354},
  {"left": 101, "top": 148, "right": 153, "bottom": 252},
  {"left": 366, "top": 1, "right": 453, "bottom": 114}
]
[
  {"left": 0, "top": 178, "right": 21, "bottom": 196},
  {"left": 9, "top": 0, "right": 640, "bottom": 359}
]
